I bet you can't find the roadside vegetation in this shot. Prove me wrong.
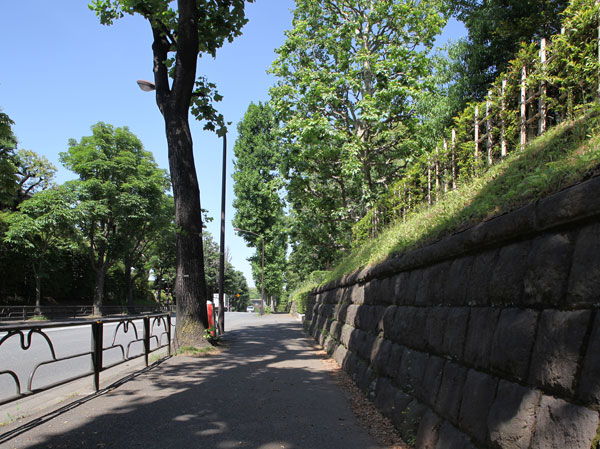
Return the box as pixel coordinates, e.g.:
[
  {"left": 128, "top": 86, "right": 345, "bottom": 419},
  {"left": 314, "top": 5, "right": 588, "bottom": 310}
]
[{"left": 290, "top": 104, "right": 600, "bottom": 312}]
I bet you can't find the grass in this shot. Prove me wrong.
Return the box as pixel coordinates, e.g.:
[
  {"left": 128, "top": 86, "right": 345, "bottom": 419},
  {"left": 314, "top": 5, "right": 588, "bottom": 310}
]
[
  {"left": 176, "top": 344, "right": 226, "bottom": 357},
  {"left": 292, "top": 104, "right": 600, "bottom": 296}
]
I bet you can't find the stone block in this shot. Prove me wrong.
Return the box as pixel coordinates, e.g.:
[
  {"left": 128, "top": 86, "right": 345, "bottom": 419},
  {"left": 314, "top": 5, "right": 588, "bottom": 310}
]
[
  {"left": 356, "top": 305, "right": 372, "bottom": 331},
  {"left": 435, "top": 421, "right": 477, "bottom": 449},
  {"left": 333, "top": 303, "right": 349, "bottom": 322},
  {"left": 445, "top": 256, "right": 474, "bottom": 306},
  {"left": 348, "top": 328, "right": 364, "bottom": 354},
  {"left": 368, "top": 305, "right": 387, "bottom": 333},
  {"left": 417, "top": 261, "right": 452, "bottom": 306},
  {"left": 328, "top": 319, "right": 343, "bottom": 341},
  {"left": 391, "top": 306, "right": 416, "bottom": 346},
  {"left": 529, "top": 309, "right": 591, "bottom": 395},
  {"left": 466, "top": 249, "right": 498, "bottom": 305},
  {"left": 405, "top": 269, "right": 424, "bottom": 305},
  {"left": 406, "top": 308, "right": 428, "bottom": 351},
  {"left": 425, "top": 306, "right": 448, "bottom": 355},
  {"left": 415, "top": 409, "right": 442, "bottom": 449},
  {"left": 344, "top": 304, "right": 359, "bottom": 326},
  {"left": 489, "top": 241, "right": 531, "bottom": 305},
  {"left": 536, "top": 176, "right": 600, "bottom": 229},
  {"left": 384, "top": 343, "right": 404, "bottom": 379},
  {"left": 323, "top": 336, "right": 337, "bottom": 354},
  {"left": 332, "top": 344, "right": 349, "bottom": 367},
  {"left": 349, "top": 283, "right": 365, "bottom": 305},
  {"left": 371, "top": 337, "right": 392, "bottom": 375},
  {"left": 458, "top": 369, "right": 498, "bottom": 445},
  {"left": 567, "top": 223, "right": 600, "bottom": 305},
  {"left": 374, "top": 377, "right": 398, "bottom": 418},
  {"left": 379, "top": 305, "right": 397, "bottom": 339},
  {"left": 464, "top": 307, "right": 501, "bottom": 370},
  {"left": 393, "top": 271, "right": 410, "bottom": 305},
  {"left": 441, "top": 307, "right": 469, "bottom": 360},
  {"left": 396, "top": 399, "right": 429, "bottom": 445},
  {"left": 490, "top": 308, "right": 538, "bottom": 382},
  {"left": 435, "top": 361, "right": 468, "bottom": 425},
  {"left": 578, "top": 313, "right": 600, "bottom": 406},
  {"left": 372, "top": 277, "right": 395, "bottom": 304},
  {"left": 396, "top": 348, "right": 428, "bottom": 397},
  {"left": 343, "top": 351, "right": 359, "bottom": 379},
  {"left": 487, "top": 380, "right": 539, "bottom": 449},
  {"left": 340, "top": 324, "right": 354, "bottom": 348},
  {"left": 421, "top": 355, "right": 445, "bottom": 407},
  {"left": 531, "top": 395, "right": 599, "bottom": 449},
  {"left": 523, "top": 233, "right": 573, "bottom": 306},
  {"left": 356, "top": 363, "right": 375, "bottom": 393}
]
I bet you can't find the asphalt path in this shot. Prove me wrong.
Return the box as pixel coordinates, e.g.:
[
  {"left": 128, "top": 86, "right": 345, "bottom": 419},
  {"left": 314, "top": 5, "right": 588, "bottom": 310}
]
[{"left": 0, "top": 313, "right": 382, "bottom": 449}]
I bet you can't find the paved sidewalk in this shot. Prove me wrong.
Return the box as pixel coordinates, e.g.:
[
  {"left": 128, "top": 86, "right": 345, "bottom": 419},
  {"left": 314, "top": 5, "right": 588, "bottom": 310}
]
[{"left": 0, "top": 314, "right": 381, "bottom": 449}]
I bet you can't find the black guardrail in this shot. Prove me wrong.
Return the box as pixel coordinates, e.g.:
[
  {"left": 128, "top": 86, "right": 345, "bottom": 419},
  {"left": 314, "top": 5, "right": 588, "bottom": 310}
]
[
  {"left": 0, "top": 305, "right": 174, "bottom": 321},
  {"left": 0, "top": 313, "right": 172, "bottom": 406}
]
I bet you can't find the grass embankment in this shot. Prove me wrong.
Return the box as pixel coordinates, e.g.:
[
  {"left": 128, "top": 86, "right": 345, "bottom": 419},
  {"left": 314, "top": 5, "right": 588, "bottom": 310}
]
[{"left": 291, "top": 105, "right": 600, "bottom": 312}]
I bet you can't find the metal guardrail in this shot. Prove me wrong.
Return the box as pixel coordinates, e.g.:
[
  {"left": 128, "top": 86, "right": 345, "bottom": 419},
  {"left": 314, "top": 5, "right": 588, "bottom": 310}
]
[
  {"left": 0, "top": 313, "right": 172, "bottom": 406},
  {"left": 0, "top": 305, "right": 174, "bottom": 321}
]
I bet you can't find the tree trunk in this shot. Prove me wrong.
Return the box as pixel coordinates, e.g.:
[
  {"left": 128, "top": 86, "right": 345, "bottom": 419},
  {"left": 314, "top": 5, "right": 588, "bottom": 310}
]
[
  {"left": 149, "top": 0, "right": 209, "bottom": 349},
  {"left": 156, "top": 272, "right": 163, "bottom": 304},
  {"left": 93, "top": 268, "right": 105, "bottom": 316},
  {"left": 125, "top": 262, "right": 135, "bottom": 314},
  {"left": 165, "top": 113, "right": 209, "bottom": 348},
  {"left": 33, "top": 262, "right": 41, "bottom": 316}
]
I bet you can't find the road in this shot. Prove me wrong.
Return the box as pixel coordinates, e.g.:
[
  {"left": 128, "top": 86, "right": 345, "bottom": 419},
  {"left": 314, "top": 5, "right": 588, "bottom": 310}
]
[
  {"left": 0, "top": 312, "right": 250, "bottom": 405},
  {"left": 0, "top": 312, "right": 383, "bottom": 449}
]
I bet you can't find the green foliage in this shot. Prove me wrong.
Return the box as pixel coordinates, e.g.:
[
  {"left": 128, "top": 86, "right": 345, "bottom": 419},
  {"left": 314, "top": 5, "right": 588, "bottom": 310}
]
[
  {"left": 0, "top": 110, "right": 18, "bottom": 209},
  {"left": 60, "top": 122, "right": 169, "bottom": 310},
  {"left": 357, "top": 0, "right": 600, "bottom": 246},
  {"left": 89, "top": 0, "right": 253, "bottom": 135},
  {"left": 325, "top": 105, "right": 600, "bottom": 283},
  {"left": 232, "top": 102, "right": 287, "bottom": 300},
  {"left": 288, "top": 270, "right": 328, "bottom": 314},
  {"left": 13, "top": 149, "right": 57, "bottom": 207},
  {"left": 269, "top": 0, "right": 449, "bottom": 278},
  {"left": 450, "top": 0, "right": 569, "bottom": 100}
]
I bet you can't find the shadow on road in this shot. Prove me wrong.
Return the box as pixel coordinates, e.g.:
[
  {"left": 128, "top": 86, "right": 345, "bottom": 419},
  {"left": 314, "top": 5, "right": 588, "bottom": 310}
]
[{"left": 2, "top": 316, "right": 380, "bottom": 449}]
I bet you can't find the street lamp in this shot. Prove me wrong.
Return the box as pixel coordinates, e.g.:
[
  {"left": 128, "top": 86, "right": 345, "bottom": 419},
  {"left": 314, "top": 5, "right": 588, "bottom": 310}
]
[
  {"left": 234, "top": 227, "right": 265, "bottom": 313},
  {"left": 137, "top": 79, "right": 156, "bottom": 92}
]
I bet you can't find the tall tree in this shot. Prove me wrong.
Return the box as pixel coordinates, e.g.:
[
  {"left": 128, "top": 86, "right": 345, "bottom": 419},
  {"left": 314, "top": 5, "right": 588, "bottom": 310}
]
[
  {"left": 90, "top": 0, "right": 252, "bottom": 348},
  {"left": 270, "top": 0, "right": 447, "bottom": 274},
  {"left": 61, "top": 122, "right": 167, "bottom": 315},
  {"left": 0, "top": 110, "right": 18, "bottom": 209},
  {"left": 450, "top": 0, "right": 569, "bottom": 100},
  {"left": 232, "top": 102, "right": 287, "bottom": 306},
  {"left": 13, "top": 149, "right": 57, "bottom": 207},
  {"left": 4, "top": 186, "right": 78, "bottom": 313}
]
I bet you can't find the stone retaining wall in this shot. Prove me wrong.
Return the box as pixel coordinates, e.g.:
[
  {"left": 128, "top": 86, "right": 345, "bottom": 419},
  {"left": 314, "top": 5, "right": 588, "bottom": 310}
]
[{"left": 305, "top": 176, "right": 600, "bottom": 448}]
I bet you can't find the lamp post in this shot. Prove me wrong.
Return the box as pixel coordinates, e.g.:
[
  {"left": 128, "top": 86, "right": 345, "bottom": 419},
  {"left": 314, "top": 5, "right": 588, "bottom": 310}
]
[
  {"left": 234, "top": 227, "right": 264, "bottom": 314},
  {"left": 217, "top": 133, "right": 226, "bottom": 334}
]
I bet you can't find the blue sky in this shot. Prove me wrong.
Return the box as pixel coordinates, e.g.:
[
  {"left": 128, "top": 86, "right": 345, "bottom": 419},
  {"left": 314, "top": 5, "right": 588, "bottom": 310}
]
[{"left": 0, "top": 1, "right": 464, "bottom": 290}]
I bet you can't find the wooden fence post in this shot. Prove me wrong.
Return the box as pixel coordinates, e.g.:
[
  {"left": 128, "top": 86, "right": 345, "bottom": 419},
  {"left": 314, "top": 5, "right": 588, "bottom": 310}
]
[
  {"left": 539, "top": 38, "right": 547, "bottom": 135},
  {"left": 474, "top": 104, "right": 479, "bottom": 166},
  {"left": 597, "top": 0, "right": 600, "bottom": 100},
  {"left": 443, "top": 138, "right": 448, "bottom": 193},
  {"left": 427, "top": 155, "right": 432, "bottom": 206},
  {"left": 501, "top": 79, "right": 507, "bottom": 158},
  {"left": 451, "top": 128, "right": 457, "bottom": 190},
  {"left": 486, "top": 91, "right": 493, "bottom": 165},
  {"left": 520, "top": 65, "right": 527, "bottom": 151}
]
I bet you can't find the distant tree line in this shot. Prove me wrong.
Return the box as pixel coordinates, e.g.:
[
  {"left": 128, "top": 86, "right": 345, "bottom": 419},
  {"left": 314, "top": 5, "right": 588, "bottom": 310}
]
[{"left": 0, "top": 119, "right": 249, "bottom": 314}]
